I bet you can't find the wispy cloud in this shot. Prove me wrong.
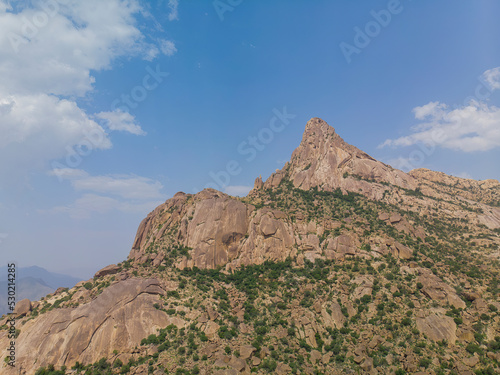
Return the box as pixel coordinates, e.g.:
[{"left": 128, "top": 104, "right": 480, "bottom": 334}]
[
  {"left": 224, "top": 185, "right": 252, "bottom": 197},
  {"left": 168, "top": 0, "right": 179, "bottom": 21},
  {"left": 482, "top": 67, "right": 500, "bottom": 90},
  {"left": 96, "top": 111, "right": 145, "bottom": 136},
  {"left": 47, "top": 169, "right": 165, "bottom": 218},
  {"left": 381, "top": 67, "right": 500, "bottom": 154},
  {"left": 49, "top": 193, "right": 163, "bottom": 219},
  {"left": 159, "top": 39, "right": 177, "bottom": 56},
  {"left": 380, "top": 100, "right": 500, "bottom": 152}
]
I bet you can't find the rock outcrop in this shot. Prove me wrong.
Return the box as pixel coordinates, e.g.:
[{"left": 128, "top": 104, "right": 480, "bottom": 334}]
[
  {"left": 262, "top": 117, "right": 416, "bottom": 198},
  {"left": 0, "top": 279, "right": 179, "bottom": 374}
]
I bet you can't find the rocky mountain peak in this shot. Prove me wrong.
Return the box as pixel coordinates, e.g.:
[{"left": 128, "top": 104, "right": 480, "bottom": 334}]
[{"left": 262, "top": 117, "right": 416, "bottom": 198}]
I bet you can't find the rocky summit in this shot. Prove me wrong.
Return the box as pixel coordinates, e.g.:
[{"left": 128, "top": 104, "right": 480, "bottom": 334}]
[{"left": 1, "top": 118, "right": 499, "bottom": 375}]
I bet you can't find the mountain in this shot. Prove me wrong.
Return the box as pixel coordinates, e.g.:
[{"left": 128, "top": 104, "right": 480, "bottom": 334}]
[
  {"left": 0, "top": 277, "right": 54, "bottom": 316},
  {"left": 0, "top": 266, "right": 82, "bottom": 316},
  {"left": 1, "top": 118, "right": 499, "bottom": 375},
  {"left": 0, "top": 265, "right": 82, "bottom": 290}
]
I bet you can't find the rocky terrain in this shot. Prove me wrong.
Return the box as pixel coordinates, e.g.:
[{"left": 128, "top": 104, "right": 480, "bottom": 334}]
[{"left": 1, "top": 118, "right": 499, "bottom": 375}]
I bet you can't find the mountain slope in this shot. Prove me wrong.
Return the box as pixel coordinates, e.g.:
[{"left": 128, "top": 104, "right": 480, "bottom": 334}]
[{"left": 1, "top": 118, "right": 499, "bottom": 375}]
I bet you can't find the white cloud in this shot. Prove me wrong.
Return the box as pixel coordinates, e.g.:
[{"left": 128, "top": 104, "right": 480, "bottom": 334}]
[
  {"left": 73, "top": 175, "right": 164, "bottom": 200},
  {"left": 0, "top": 94, "right": 110, "bottom": 149},
  {"left": 224, "top": 185, "right": 253, "bottom": 197},
  {"left": 47, "top": 170, "right": 165, "bottom": 218},
  {"left": 0, "top": 0, "right": 151, "bottom": 97},
  {"left": 159, "top": 39, "right": 177, "bottom": 56},
  {"left": 455, "top": 171, "right": 473, "bottom": 179},
  {"left": 48, "top": 168, "right": 89, "bottom": 179},
  {"left": 482, "top": 67, "right": 500, "bottom": 91},
  {"left": 380, "top": 101, "right": 500, "bottom": 152},
  {"left": 96, "top": 111, "right": 145, "bottom": 135},
  {"left": 0, "top": 0, "right": 171, "bottom": 181},
  {"left": 168, "top": 0, "right": 179, "bottom": 21},
  {"left": 50, "top": 193, "right": 162, "bottom": 219},
  {"left": 52, "top": 169, "right": 164, "bottom": 200},
  {"left": 383, "top": 157, "right": 417, "bottom": 172},
  {"left": 0, "top": 94, "right": 111, "bottom": 178}
]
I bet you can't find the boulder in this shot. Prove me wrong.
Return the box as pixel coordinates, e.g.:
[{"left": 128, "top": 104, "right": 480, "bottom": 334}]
[
  {"left": 239, "top": 345, "right": 255, "bottom": 360},
  {"left": 13, "top": 299, "right": 31, "bottom": 316},
  {"left": 417, "top": 270, "right": 466, "bottom": 309},
  {"left": 310, "top": 350, "right": 322, "bottom": 363},
  {"left": 94, "top": 264, "right": 120, "bottom": 278},
  {"left": 416, "top": 312, "right": 457, "bottom": 344}
]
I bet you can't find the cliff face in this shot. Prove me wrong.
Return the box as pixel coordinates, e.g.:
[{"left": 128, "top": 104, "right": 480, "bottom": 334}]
[
  {"left": 126, "top": 118, "right": 499, "bottom": 271},
  {"left": 2, "top": 117, "right": 499, "bottom": 375}
]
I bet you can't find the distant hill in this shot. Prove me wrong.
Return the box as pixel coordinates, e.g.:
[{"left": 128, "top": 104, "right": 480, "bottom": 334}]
[{"left": 0, "top": 265, "right": 82, "bottom": 316}]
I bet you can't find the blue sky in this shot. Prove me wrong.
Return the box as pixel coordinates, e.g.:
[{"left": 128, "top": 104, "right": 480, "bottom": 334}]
[{"left": 1, "top": 0, "right": 500, "bottom": 279}]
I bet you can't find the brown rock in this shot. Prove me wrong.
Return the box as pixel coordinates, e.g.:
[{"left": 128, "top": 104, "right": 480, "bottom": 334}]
[
  {"left": 353, "top": 355, "right": 364, "bottom": 364},
  {"left": 228, "top": 356, "right": 246, "bottom": 372},
  {"left": 378, "top": 213, "right": 390, "bottom": 221},
  {"left": 322, "top": 352, "right": 332, "bottom": 365},
  {"left": 321, "top": 301, "right": 345, "bottom": 329},
  {"left": 239, "top": 345, "right": 255, "bottom": 360},
  {"left": 417, "top": 270, "right": 466, "bottom": 309},
  {"left": 393, "top": 242, "right": 413, "bottom": 260},
  {"left": 368, "top": 335, "right": 383, "bottom": 349},
  {"left": 462, "top": 291, "right": 480, "bottom": 301},
  {"left": 13, "top": 299, "right": 31, "bottom": 316},
  {"left": 360, "top": 356, "right": 374, "bottom": 372},
  {"left": 1, "top": 279, "right": 174, "bottom": 374},
  {"left": 260, "top": 215, "right": 279, "bottom": 236},
  {"left": 457, "top": 328, "right": 475, "bottom": 342},
  {"left": 94, "top": 264, "right": 120, "bottom": 278},
  {"left": 389, "top": 213, "right": 403, "bottom": 223},
  {"left": 416, "top": 312, "right": 457, "bottom": 344},
  {"left": 253, "top": 175, "right": 264, "bottom": 190},
  {"left": 310, "top": 349, "right": 322, "bottom": 363},
  {"left": 203, "top": 321, "right": 220, "bottom": 340},
  {"left": 206, "top": 305, "right": 219, "bottom": 321},
  {"left": 463, "top": 355, "right": 479, "bottom": 367},
  {"left": 352, "top": 275, "right": 374, "bottom": 299},
  {"left": 276, "top": 362, "right": 292, "bottom": 375}
]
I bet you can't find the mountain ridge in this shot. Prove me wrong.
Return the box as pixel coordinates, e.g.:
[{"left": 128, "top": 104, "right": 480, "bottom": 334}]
[{"left": 1, "top": 117, "right": 499, "bottom": 375}]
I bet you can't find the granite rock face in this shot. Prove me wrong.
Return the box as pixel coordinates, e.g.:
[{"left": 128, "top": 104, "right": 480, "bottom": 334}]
[
  {"left": 0, "top": 279, "right": 180, "bottom": 374},
  {"left": 262, "top": 117, "right": 416, "bottom": 198}
]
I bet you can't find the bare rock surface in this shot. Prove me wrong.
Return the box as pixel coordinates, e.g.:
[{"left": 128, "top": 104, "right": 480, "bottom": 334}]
[
  {"left": 417, "top": 269, "right": 466, "bottom": 309},
  {"left": 0, "top": 278, "right": 175, "bottom": 374},
  {"left": 94, "top": 264, "right": 120, "bottom": 278},
  {"left": 263, "top": 117, "right": 416, "bottom": 198},
  {"left": 416, "top": 311, "right": 457, "bottom": 344},
  {"left": 13, "top": 299, "right": 31, "bottom": 317}
]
